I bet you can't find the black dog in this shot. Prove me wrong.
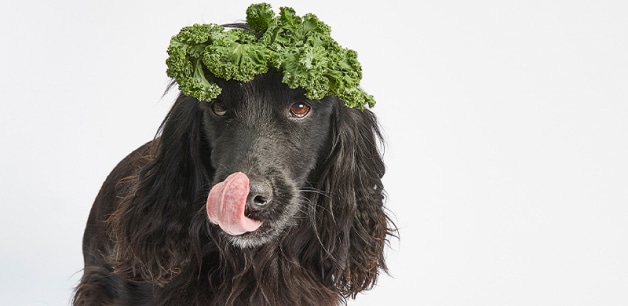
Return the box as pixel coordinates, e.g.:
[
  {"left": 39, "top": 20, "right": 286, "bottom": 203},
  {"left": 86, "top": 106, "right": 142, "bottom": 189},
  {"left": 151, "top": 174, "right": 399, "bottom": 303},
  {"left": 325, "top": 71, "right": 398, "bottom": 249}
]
[{"left": 73, "top": 67, "right": 396, "bottom": 305}]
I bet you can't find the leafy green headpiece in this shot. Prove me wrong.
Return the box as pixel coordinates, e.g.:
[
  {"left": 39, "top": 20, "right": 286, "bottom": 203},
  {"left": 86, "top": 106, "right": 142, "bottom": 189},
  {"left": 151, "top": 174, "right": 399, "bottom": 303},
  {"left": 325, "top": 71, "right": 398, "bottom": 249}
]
[{"left": 165, "top": 3, "right": 375, "bottom": 109}]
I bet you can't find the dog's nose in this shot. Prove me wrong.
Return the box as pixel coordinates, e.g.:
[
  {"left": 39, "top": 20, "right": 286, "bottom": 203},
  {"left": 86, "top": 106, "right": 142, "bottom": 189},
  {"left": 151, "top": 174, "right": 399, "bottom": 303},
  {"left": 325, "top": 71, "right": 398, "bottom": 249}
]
[{"left": 246, "top": 181, "right": 273, "bottom": 212}]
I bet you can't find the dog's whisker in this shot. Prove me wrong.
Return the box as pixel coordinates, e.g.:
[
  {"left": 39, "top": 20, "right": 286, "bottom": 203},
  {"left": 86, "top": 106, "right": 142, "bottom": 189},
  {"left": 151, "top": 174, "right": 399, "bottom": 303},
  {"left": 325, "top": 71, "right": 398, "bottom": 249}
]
[{"left": 299, "top": 187, "right": 330, "bottom": 197}]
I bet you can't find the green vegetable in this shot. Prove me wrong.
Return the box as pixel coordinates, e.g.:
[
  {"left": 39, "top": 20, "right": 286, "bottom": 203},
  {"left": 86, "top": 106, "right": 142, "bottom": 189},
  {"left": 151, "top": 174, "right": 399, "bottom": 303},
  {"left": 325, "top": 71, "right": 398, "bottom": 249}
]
[{"left": 165, "top": 3, "right": 375, "bottom": 109}]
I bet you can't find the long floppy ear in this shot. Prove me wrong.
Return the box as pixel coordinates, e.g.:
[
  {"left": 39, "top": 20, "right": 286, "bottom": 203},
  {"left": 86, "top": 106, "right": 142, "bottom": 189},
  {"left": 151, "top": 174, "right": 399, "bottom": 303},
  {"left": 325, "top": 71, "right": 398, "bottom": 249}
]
[
  {"left": 310, "top": 98, "right": 396, "bottom": 297},
  {"left": 108, "top": 94, "right": 211, "bottom": 285}
]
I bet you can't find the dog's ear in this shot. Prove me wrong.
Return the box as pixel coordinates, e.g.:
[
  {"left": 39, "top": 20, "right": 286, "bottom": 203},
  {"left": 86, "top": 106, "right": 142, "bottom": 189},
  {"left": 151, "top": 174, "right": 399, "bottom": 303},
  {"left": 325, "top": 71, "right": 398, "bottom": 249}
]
[
  {"left": 108, "top": 94, "right": 210, "bottom": 285},
  {"left": 310, "top": 99, "right": 395, "bottom": 297}
]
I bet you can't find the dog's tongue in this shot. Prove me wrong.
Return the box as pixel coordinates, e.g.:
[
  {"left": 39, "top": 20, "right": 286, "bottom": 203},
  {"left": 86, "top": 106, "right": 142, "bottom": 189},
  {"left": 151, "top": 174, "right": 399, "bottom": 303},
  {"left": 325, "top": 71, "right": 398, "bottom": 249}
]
[{"left": 206, "top": 172, "right": 263, "bottom": 236}]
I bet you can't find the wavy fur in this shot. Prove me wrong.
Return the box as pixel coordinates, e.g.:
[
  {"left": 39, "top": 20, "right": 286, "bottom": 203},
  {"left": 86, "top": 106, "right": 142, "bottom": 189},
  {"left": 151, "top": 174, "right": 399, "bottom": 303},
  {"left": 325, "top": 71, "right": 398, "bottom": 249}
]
[{"left": 73, "top": 68, "right": 396, "bottom": 305}]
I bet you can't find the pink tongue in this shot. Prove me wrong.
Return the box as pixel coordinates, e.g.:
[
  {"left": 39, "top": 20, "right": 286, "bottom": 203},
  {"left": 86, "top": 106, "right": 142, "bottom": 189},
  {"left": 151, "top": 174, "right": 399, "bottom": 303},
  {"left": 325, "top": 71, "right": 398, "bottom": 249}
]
[{"left": 206, "top": 172, "right": 263, "bottom": 235}]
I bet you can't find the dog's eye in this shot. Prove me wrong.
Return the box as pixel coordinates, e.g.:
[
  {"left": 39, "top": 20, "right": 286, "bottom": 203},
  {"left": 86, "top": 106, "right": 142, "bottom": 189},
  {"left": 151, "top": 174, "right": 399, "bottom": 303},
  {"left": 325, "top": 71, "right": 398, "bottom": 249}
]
[
  {"left": 211, "top": 102, "right": 228, "bottom": 116},
  {"left": 289, "top": 102, "right": 311, "bottom": 118}
]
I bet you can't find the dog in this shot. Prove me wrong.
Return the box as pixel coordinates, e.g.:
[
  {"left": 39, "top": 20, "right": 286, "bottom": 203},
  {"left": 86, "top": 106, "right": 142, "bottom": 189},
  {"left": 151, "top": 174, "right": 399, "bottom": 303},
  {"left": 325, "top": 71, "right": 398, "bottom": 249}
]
[{"left": 73, "top": 66, "right": 396, "bottom": 305}]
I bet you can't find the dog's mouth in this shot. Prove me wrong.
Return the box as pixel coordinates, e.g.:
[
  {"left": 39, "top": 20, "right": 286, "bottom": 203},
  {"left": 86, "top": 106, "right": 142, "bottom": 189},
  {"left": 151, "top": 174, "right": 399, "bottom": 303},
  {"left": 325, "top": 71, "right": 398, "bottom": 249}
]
[
  {"left": 207, "top": 171, "right": 300, "bottom": 247},
  {"left": 206, "top": 172, "right": 263, "bottom": 236}
]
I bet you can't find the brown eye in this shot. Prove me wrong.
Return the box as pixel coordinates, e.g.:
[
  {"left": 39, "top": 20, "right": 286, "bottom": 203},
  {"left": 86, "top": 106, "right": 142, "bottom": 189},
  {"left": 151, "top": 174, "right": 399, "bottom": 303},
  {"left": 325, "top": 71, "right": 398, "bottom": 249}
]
[
  {"left": 289, "top": 102, "right": 311, "bottom": 118},
  {"left": 211, "top": 102, "right": 227, "bottom": 116}
]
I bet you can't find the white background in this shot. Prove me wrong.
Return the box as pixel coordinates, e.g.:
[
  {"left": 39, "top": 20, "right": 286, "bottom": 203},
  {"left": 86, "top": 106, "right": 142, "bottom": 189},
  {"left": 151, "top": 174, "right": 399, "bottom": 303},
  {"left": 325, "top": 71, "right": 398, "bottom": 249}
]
[{"left": 1, "top": 1, "right": 627, "bottom": 305}]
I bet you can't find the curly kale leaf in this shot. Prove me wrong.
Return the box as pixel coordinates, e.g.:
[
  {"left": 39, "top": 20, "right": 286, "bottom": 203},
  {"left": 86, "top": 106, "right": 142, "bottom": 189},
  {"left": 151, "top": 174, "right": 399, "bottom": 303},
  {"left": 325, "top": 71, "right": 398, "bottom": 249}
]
[
  {"left": 185, "top": 60, "right": 222, "bottom": 102},
  {"left": 267, "top": 10, "right": 371, "bottom": 108},
  {"left": 278, "top": 46, "right": 329, "bottom": 100},
  {"left": 246, "top": 3, "right": 274, "bottom": 35},
  {"left": 203, "top": 29, "right": 271, "bottom": 82},
  {"left": 258, "top": 6, "right": 303, "bottom": 52},
  {"left": 166, "top": 24, "right": 224, "bottom": 101}
]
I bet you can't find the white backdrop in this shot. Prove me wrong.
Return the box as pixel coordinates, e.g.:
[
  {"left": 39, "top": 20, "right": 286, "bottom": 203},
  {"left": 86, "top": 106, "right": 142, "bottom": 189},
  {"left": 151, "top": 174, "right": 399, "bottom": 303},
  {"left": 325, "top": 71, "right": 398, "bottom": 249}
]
[{"left": 1, "top": 1, "right": 627, "bottom": 305}]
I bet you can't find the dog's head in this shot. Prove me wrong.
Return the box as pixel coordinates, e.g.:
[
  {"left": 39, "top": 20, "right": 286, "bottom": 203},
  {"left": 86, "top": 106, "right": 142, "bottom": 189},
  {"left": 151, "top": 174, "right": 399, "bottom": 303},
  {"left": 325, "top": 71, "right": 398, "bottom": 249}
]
[
  {"left": 113, "top": 65, "right": 391, "bottom": 294},
  {"left": 199, "top": 69, "right": 337, "bottom": 247}
]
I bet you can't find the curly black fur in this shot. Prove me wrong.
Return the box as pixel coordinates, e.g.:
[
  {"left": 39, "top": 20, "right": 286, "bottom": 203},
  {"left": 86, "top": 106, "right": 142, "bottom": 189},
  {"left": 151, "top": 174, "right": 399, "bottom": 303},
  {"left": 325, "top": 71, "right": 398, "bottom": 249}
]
[{"left": 73, "top": 68, "right": 396, "bottom": 305}]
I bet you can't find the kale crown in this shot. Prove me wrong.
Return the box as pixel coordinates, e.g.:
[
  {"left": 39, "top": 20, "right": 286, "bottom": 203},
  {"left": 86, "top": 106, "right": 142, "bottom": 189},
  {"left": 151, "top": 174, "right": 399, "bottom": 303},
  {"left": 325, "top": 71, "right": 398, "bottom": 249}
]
[{"left": 166, "top": 3, "right": 375, "bottom": 109}]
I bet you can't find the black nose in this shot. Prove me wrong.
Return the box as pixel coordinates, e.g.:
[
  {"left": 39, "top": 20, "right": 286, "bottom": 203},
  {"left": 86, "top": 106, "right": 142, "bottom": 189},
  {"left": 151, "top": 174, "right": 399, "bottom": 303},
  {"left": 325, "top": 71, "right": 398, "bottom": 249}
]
[{"left": 246, "top": 181, "right": 273, "bottom": 213}]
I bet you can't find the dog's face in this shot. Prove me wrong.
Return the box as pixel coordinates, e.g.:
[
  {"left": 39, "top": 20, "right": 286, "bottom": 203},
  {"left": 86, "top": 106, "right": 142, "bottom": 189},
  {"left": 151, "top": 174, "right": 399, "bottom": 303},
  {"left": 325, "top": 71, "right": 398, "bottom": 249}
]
[{"left": 200, "top": 71, "right": 337, "bottom": 248}]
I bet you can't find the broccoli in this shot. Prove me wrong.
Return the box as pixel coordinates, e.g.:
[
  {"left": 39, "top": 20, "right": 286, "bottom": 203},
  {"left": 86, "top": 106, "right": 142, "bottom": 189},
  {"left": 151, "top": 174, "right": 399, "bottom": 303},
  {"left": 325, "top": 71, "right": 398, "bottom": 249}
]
[{"left": 165, "top": 2, "right": 375, "bottom": 109}]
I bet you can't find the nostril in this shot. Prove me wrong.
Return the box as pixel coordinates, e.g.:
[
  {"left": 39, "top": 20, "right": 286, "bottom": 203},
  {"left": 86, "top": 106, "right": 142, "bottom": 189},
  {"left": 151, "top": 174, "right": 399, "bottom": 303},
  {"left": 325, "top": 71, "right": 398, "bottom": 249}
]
[
  {"left": 246, "top": 181, "right": 273, "bottom": 213},
  {"left": 253, "top": 195, "right": 269, "bottom": 206}
]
